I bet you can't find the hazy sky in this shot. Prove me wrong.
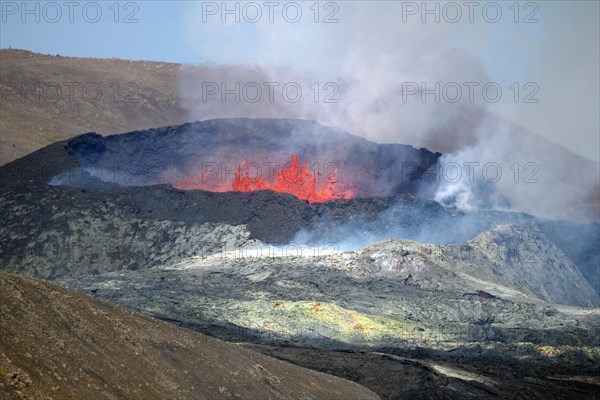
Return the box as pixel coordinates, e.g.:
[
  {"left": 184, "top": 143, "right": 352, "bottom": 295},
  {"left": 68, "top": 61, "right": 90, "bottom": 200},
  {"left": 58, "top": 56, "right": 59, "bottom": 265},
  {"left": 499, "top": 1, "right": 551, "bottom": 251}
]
[{"left": 1, "top": 1, "right": 598, "bottom": 161}]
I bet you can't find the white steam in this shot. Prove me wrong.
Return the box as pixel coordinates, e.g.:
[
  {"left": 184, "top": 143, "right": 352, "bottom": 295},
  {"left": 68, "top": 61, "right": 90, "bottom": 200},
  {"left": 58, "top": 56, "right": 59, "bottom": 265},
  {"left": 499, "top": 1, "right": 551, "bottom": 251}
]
[{"left": 176, "top": 1, "right": 599, "bottom": 222}]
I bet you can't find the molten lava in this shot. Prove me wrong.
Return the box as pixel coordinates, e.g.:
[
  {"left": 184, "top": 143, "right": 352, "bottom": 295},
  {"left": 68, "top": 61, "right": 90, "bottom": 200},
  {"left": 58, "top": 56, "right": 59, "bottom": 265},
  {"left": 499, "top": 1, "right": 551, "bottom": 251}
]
[{"left": 175, "top": 154, "right": 355, "bottom": 203}]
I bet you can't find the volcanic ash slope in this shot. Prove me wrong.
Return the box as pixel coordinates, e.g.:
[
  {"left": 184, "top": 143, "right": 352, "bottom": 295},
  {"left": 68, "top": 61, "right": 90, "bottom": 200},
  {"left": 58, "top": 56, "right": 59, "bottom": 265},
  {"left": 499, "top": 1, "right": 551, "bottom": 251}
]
[{"left": 0, "top": 271, "right": 380, "bottom": 400}]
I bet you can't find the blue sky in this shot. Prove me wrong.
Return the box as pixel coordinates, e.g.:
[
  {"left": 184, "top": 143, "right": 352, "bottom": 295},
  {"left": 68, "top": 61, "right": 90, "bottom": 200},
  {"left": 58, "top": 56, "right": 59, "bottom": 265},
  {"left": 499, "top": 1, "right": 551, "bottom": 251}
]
[
  {"left": 1, "top": 1, "right": 598, "bottom": 161},
  {"left": 1, "top": 1, "right": 193, "bottom": 62}
]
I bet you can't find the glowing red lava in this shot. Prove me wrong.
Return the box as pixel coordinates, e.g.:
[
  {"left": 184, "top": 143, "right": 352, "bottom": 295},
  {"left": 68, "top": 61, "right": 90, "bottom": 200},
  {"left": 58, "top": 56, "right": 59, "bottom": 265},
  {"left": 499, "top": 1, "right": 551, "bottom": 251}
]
[{"left": 175, "top": 154, "right": 355, "bottom": 203}]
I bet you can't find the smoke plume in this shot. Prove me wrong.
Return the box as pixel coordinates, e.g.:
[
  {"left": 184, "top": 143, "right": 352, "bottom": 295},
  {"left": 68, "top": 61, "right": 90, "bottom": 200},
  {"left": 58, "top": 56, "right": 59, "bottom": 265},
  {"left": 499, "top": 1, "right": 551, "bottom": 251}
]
[{"left": 175, "top": 1, "right": 599, "bottom": 222}]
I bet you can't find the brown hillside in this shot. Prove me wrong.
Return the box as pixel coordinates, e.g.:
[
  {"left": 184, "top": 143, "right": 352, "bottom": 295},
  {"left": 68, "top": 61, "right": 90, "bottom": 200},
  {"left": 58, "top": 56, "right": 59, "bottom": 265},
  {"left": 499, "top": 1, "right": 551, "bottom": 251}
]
[
  {"left": 0, "top": 272, "right": 380, "bottom": 400},
  {"left": 0, "top": 49, "right": 187, "bottom": 164}
]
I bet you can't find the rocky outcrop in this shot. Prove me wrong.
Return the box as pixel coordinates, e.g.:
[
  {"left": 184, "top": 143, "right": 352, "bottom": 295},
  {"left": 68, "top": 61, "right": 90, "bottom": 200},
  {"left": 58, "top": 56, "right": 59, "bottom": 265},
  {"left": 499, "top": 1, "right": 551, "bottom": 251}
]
[
  {"left": 348, "top": 225, "right": 600, "bottom": 307},
  {"left": 0, "top": 185, "right": 254, "bottom": 279},
  {"left": 60, "top": 225, "right": 600, "bottom": 358}
]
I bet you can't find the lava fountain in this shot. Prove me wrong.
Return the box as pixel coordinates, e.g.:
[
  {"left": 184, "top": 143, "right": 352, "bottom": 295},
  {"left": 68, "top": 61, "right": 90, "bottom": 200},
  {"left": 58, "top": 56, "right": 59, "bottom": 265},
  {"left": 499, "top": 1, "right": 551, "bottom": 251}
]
[{"left": 175, "top": 154, "right": 356, "bottom": 203}]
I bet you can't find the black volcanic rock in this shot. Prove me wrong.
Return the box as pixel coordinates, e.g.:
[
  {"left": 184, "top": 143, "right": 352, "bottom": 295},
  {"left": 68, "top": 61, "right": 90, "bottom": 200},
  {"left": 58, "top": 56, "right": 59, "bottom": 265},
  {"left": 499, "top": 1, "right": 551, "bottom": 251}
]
[
  {"left": 0, "top": 139, "right": 80, "bottom": 190},
  {"left": 0, "top": 118, "right": 598, "bottom": 297},
  {"left": 2, "top": 118, "right": 599, "bottom": 399}
]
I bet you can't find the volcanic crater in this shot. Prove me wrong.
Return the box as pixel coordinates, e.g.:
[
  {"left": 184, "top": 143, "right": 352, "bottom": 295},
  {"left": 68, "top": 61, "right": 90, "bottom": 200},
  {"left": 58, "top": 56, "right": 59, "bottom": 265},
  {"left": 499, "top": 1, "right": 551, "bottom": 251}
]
[{"left": 1, "top": 117, "right": 599, "bottom": 399}]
